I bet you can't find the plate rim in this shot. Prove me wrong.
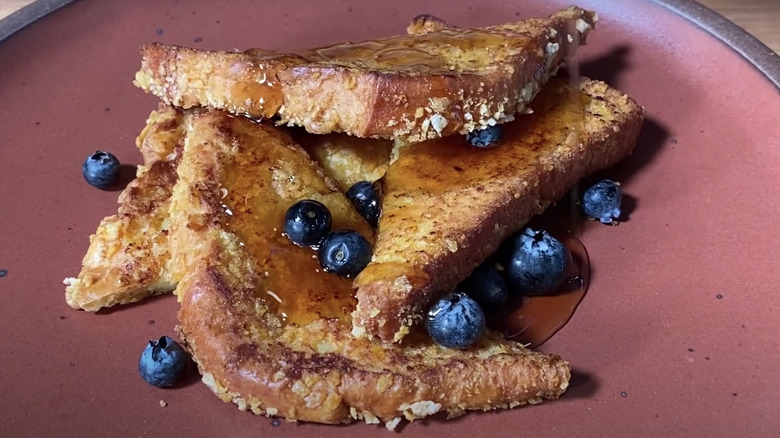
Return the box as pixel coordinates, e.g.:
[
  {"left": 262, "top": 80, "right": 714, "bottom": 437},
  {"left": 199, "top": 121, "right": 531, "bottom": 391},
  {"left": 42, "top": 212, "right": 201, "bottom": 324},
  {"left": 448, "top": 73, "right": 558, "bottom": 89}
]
[
  {"left": 0, "top": 0, "right": 778, "bottom": 88},
  {"left": 0, "top": 0, "right": 76, "bottom": 42},
  {"left": 650, "top": 0, "right": 779, "bottom": 88}
]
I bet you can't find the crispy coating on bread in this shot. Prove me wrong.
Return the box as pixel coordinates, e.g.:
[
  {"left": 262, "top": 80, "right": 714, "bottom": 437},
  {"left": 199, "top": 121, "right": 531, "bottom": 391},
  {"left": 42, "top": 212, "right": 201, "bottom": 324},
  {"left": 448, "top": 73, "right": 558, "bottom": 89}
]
[
  {"left": 406, "top": 14, "right": 455, "bottom": 35},
  {"left": 64, "top": 105, "right": 186, "bottom": 310},
  {"left": 352, "top": 78, "right": 645, "bottom": 341},
  {"left": 171, "top": 111, "right": 571, "bottom": 428},
  {"left": 133, "top": 7, "right": 597, "bottom": 143},
  {"left": 294, "top": 132, "right": 393, "bottom": 190},
  {"left": 64, "top": 108, "right": 391, "bottom": 311}
]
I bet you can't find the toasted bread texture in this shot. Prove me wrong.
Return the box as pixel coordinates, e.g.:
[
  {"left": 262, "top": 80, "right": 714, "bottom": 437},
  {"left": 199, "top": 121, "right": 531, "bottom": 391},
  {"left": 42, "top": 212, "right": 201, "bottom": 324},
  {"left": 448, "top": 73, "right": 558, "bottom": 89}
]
[
  {"left": 293, "top": 132, "right": 393, "bottom": 190},
  {"left": 171, "top": 110, "right": 571, "bottom": 428},
  {"left": 352, "top": 77, "right": 645, "bottom": 342},
  {"left": 134, "top": 7, "right": 597, "bottom": 143},
  {"left": 64, "top": 109, "right": 392, "bottom": 311},
  {"left": 64, "top": 105, "right": 186, "bottom": 311}
]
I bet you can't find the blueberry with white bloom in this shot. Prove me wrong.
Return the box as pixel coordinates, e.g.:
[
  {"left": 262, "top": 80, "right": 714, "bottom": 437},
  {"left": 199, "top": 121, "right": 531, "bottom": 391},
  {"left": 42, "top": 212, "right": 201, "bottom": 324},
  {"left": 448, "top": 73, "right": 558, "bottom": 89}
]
[
  {"left": 505, "top": 228, "right": 571, "bottom": 296},
  {"left": 82, "top": 150, "right": 121, "bottom": 189},
  {"left": 582, "top": 179, "right": 622, "bottom": 224},
  {"left": 284, "top": 200, "right": 332, "bottom": 246},
  {"left": 318, "top": 230, "right": 372, "bottom": 278},
  {"left": 138, "top": 336, "right": 190, "bottom": 387},
  {"left": 426, "top": 292, "right": 486, "bottom": 349}
]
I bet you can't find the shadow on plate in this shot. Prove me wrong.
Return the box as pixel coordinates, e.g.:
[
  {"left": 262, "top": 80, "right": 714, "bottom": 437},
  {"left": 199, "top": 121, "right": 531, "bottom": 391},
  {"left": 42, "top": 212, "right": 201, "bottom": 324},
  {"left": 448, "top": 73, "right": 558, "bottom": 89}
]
[
  {"left": 103, "top": 164, "right": 138, "bottom": 192},
  {"left": 580, "top": 45, "right": 632, "bottom": 89},
  {"left": 169, "top": 359, "right": 204, "bottom": 389},
  {"left": 565, "top": 369, "right": 600, "bottom": 399},
  {"left": 577, "top": 117, "right": 670, "bottom": 226}
]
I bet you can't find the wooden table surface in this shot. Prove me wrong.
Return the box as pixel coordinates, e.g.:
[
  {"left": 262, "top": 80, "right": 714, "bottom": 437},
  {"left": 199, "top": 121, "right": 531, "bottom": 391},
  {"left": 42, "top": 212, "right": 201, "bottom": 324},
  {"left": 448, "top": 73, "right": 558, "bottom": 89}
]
[{"left": 0, "top": 0, "right": 778, "bottom": 54}]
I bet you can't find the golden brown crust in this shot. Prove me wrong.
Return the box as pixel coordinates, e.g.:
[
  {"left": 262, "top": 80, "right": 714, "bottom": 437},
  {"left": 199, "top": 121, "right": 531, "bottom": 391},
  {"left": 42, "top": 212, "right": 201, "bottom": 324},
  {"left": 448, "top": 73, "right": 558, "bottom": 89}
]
[
  {"left": 135, "top": 104, "right": 188, "bottom": 163},
  {"left": 134, "top": 7, "right": 597, "bottom": 143},
  {"left": 64, "top": 106, "right": 187, "bottom": 311},
  {"left": 406, "top": 14, "right": 455, "bottom": 35},
  {"left": 64, "top": 106, "right": 390, "bottom": 312},
  {"left": 293, "top": 131, "right": 393, "bottom": 190},
  {"left": 352, "top": 78, "right": 646, "bottom": 341},
  {"left": 171, "top": 111, "right": 571, "bottom": 427},
  {"left": 179, "top": 272, "right": 570, "bottom": 426}
]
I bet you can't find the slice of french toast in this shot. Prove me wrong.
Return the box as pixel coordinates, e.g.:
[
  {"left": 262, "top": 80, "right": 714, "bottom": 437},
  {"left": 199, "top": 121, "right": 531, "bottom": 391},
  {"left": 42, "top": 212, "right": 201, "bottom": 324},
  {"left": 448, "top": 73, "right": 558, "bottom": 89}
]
[
  {"left": 352, "top": 77, "right": 645, "bottom": 342},
  {"left": 133, "top": 7, "right": 597, "bottom": 143},
  {"left": 170, "top": 110, "right": 571, "bottom": 428},
  {"left": 64, "top": 110, "right": 391, "bottom": 311},
  {"left": 65, "top": 105, "right": 187, "bottom": 311}
]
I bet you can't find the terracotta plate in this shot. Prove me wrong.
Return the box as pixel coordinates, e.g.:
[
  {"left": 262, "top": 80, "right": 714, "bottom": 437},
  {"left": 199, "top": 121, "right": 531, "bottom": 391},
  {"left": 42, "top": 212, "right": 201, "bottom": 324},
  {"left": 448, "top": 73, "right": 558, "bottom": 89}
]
[{"left": 1, "top": 0, "right": 778, "bottom": 436}]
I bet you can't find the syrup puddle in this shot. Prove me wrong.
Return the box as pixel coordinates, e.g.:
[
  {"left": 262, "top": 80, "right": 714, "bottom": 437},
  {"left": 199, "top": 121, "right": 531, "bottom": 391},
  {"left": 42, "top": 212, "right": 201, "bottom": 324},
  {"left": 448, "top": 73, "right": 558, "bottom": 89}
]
[
  {"left": 489, "top": 232, "right": 589, "bottom": 348},
  {"left": 489, "top": 26, "right": 592, "bottom": 349}
]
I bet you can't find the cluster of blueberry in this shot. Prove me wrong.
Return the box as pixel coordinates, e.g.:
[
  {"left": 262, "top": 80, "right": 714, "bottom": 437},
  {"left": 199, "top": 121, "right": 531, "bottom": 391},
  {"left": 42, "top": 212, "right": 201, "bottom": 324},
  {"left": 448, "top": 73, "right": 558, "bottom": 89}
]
[
  {"left": 283, "top": 180, "right": 380, "bottom": 278},
  {"left": 426, "top": 180, "right": 623, "bottom": 349},
  {"left": 426, "top": 228, "right": 572, "bottom": 348}
]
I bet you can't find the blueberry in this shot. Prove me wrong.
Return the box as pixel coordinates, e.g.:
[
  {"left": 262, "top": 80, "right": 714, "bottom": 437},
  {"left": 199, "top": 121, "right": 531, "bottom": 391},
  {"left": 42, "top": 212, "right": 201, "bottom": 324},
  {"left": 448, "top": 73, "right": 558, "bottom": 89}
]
[
  {"left": 345, "top": 181, "right": 381, "bottom": 227},
  {"left": 466, "top": 125, "right": 502, "bottom": 148},
  {"left": 82, "top": 150, "right": 121, "bottom": 189},
  {"left": 582, "top": 179, "right": 622, "bottom": 224},
  {"left": 505, "top": 228, "right": 571, "bottom": 296},
  {"left": 138, "top": 336, "right": 190, "bottom": 387},
  {"left": 457, "top": 261, "right": 508, "bottom": 313},
  {"left": 284, "top": 200, "right": 332, "bottom": 246},
  {"left": 426, "top": 292, "right": 486, "bottom": 349},
  {"left": 318, "top": 230, "right": 372, "bottom": 278}
]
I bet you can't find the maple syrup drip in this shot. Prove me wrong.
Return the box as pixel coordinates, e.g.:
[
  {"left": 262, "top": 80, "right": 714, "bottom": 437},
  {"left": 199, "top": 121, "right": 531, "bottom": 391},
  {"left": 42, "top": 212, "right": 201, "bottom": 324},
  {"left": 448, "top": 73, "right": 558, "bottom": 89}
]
[
  {"left": 564, "top": 18, "right": 582, "bottom": 91},
  {"left": 563, "top": 20, "right": 586, "bottom": 194},
  {"left": 489, "top": 231, "right": 589, "bottom": 348}
]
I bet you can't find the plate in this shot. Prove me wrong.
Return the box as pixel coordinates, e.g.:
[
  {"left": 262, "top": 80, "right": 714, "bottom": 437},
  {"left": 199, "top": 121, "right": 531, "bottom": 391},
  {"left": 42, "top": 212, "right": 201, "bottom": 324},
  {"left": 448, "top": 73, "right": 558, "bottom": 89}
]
[{"left": 1, "top": 1, "right": 778, "bottom": 436}]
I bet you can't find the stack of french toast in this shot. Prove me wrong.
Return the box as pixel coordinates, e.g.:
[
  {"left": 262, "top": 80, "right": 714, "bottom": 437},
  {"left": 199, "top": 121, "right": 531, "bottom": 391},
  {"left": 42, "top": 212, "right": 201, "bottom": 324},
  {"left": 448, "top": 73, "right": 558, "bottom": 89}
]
[{"left": 64, "top": 6, "right": 644, "bottom": 430}]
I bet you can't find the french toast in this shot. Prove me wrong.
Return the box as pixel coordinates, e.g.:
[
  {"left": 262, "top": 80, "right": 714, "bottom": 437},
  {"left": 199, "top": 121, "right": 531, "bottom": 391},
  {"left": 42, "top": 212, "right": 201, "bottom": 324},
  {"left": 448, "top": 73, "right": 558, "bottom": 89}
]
[
  {"left": 64, "top": 80, "right": 641, "bottom": 427},
  {"left": 64, "top": 105, "right": 187, "bottom": 311},
  {"left": 352, "top": 78, "right": 645, "bottom": 342},
  {"left": 64, "top": 105, "right": 392, "bottom": 311},
  {"left": 133, "top": 7, "right": 597, "bottom": 143},
  {"left": 170, "top": 110, "right": 571, "bottom": 428}
]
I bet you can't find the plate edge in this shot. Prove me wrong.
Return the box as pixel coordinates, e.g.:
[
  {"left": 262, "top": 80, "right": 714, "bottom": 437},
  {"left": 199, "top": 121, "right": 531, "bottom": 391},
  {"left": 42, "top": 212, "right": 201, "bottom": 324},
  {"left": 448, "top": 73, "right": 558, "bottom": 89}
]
[
  {"left": 652, "top": 0, "right": 780, "bottom": 89},
  {"left": 0, "top": 0, "right": 79, "bottom": 43}
]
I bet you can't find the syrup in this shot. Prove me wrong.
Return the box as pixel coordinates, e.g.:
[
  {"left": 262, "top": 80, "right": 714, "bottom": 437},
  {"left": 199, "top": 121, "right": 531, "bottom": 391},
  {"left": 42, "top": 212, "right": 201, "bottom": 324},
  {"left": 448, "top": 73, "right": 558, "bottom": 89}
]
[
  {"left": 239, "top": 25, "right": 541, "bottom": 116},
  {"left": 303, "top": 28, "right": 533, "bottom": 73},
  {"left": 225, "top": 57, "right": 287, "bottom": 117},
  {"left": 221, "top": 80, "right": 591, "bottom": 346},
  {"left": 382, "top": 79, "right": 590, "bottom": 199},
  {"left": 219, "top": 119, "right": 373, "bottom": 326},
  {"left": 490, "top": 231, "right": 589, "bottom": 348},
  {"left": 378, "top": 78, "right": 592, "bottom": 346},
  {"left": 245, "top": 27, "right": 534, "bottom": 78}
]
